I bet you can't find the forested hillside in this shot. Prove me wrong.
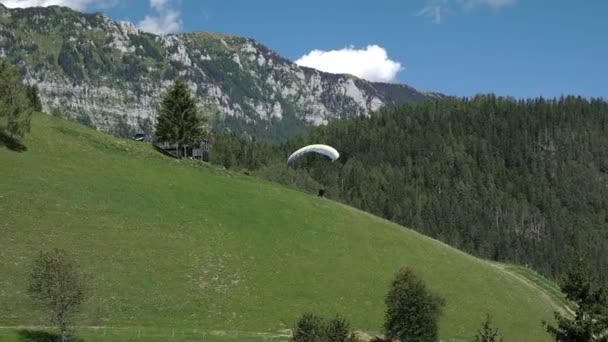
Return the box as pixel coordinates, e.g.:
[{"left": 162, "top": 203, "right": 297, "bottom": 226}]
[{"left": 211, "top": 95, "right": 608, "bottom": 283}]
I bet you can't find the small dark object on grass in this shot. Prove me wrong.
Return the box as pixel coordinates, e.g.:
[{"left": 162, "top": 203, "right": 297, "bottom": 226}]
[
  {"left": 244, "top": 170, "right": 251, "bottom": 176},
  {"left": 318, "top": 189, "right": 325, "bottom": 197}
]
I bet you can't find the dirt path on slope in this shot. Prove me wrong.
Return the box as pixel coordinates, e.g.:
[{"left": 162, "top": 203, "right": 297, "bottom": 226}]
[{"left": 488, "top": 262, "right": 574, "bottom": 316}]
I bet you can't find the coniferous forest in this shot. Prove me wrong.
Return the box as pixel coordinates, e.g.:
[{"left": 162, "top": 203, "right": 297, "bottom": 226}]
[{"left": 211, "top": 95, "right": 608, "bottom": 284}]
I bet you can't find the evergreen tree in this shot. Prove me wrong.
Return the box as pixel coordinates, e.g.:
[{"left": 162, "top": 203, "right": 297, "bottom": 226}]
[
  {"left": 26, "top": 84, "right": 43, "bottom": 112},
  {"left": 544, "top": 258, "right": 608, "bottom": 341},
  {"left": 0, "top": 60, "right": 32, "bottom": 140},
  {"left": 155, "top": 79, "right": 204, "bottom": 157},
  {"left": 384, "top": 267, "right": 445, "bottom": 342},
  {"left": 473, "top": 314, "right": 503, "bottom": 342}
]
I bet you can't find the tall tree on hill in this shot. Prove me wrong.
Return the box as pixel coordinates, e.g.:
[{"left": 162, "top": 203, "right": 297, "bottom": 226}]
[
  {"left": 0, "top": 60, "right": 32, "bottom": 140},
  {"left": 384, "top": 267, "right": 445, "bottom": 342},
  {"left": 155, "top": 79, "right": 205, "bottom": 157},
  {"left": 26, "top": 84, "right": 43, "bottom": 112},
  {"left": 544, "top": 258, "right": 608, "bottom": 341}
]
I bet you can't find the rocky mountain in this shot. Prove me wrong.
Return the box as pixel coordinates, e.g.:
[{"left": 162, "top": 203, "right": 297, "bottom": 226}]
[{"left": 0, "top": 4, "right": 438, "bottom": 142}]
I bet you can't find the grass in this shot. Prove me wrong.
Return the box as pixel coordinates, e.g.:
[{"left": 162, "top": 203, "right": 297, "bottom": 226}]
[{"left": 0, "top": 114, "right": 565, "bottom": 341}]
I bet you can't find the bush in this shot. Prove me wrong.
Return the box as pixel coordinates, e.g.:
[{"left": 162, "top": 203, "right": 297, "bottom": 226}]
[
  {"left": 292, "top": 313, "right": 360, "bottom": 342},
  {"left": 292, "top": 313, "right": 325, "bottom": 342},
  {"left": 325, "top": 315, "right": 360, "bottom": 342},
  {"left": 473, "top": 314, "right": 503, "bottom": 342}
]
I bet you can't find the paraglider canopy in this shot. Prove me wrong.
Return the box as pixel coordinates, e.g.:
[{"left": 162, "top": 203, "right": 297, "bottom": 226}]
[{"left": 287, "top": 144, "right": 340, "bottom": 167}]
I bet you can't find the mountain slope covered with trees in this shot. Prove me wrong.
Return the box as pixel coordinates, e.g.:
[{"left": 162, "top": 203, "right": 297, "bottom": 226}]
[{"left": 212, "top": 95, "right": 608, "bottom": 284}]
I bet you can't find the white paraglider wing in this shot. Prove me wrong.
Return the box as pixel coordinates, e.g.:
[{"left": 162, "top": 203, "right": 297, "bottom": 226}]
[{"left": 287, "top": 144, "right": 340, "bottom": 166}]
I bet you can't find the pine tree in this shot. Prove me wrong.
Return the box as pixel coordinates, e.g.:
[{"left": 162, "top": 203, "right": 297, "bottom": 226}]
[
  {"left": 26, "top": 84, "right": 43, "bottom": 112},
  {"left": 384, "top": 267, "right": 445, "bottom": 342},
  {"left": 155, "top": 79, "right": 204, "bottom": 157},
  {"left": 473, "top": 314, "right": 503, "bottom": 342},
  {"left": 544, "top": 258, "right": 608, "bottom": 341}
]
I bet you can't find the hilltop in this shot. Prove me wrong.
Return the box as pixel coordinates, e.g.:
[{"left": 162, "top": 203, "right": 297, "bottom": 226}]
[
  {"left": 0, "top": 4, "right": 433, "bottom": 142},
  {"left": 0, "top": 114, "right": 565, "bottom": 340}
]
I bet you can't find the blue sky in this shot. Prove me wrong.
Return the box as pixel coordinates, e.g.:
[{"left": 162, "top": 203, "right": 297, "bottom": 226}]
[{"left": 4, "top": 0, "right": 608, "bottom": 99}]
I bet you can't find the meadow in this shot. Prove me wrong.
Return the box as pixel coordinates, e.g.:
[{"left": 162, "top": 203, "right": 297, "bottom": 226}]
[{"left": 0, "top": 114, "right": 564, "bottom": 340}]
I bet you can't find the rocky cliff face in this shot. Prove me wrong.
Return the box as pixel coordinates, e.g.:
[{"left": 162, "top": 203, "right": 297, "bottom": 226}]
[{"left": 0, "top": 4, "right": 437, "bottom": 142}]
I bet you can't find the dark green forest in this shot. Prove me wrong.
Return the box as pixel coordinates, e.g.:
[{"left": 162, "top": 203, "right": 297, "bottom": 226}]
[{"left": 210, "top": 95, "right": 608, "bottom": 284}]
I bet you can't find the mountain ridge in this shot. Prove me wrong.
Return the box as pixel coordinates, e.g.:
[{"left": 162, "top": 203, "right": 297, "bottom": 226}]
[{"left": 0, "top": 4, "right": 437, "bottom": 142}]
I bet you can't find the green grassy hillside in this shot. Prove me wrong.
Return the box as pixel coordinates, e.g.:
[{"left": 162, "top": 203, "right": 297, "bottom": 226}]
[{"left": 0, "top": 114, "right": 563, "bottom": 340}]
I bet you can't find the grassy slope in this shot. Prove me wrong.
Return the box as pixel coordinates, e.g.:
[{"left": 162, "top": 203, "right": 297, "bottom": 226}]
[
  {"left": 0, "top": 114, "right": 562, "bottom": 340},
  {"left": 502, "top": 264, "right": 571, "bottom": 311}
]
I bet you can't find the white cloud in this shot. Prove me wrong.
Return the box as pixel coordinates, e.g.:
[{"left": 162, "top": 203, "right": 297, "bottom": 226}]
[
  {"left": 417, "top": 0, "right": 448, "bottom": 24},
  {"left": 0, "top": 0, "right": 117, "bottom": 10},
  {"left": 149, "top": 0, "right": 167, "bottom": 9},
  {"left": 137, "top": 0, "right": 181, "bottom": 35},
  {"left": 295, "top": 45, "right": 403, "bottom": 83},
  {"left": 419, "top": 0, "right": 514, "bottom": 24}
]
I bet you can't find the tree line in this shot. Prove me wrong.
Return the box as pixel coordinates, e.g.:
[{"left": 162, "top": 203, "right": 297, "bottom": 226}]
[{"left": 209, "top": 95, "right": 608, "bottom": 286}]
